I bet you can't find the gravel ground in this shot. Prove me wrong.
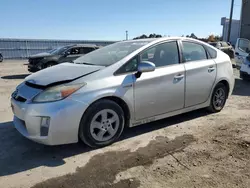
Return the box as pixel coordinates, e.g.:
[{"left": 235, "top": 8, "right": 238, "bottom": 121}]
[{"left": 0, "top": 60, "right": 249, "bottom": 188}]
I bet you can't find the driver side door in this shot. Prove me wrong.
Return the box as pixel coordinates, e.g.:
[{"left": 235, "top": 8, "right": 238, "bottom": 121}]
[
  {"left": 134, "top": 41, "right": 185, "bottom": 120},
  {"left": 235, "top": 38, "right": 250, "bottom": 67}
]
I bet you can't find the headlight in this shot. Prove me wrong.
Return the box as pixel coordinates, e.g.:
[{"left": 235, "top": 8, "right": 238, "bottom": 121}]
[{"left": 33, "top": 83, "right": 86, "bottom": 103}]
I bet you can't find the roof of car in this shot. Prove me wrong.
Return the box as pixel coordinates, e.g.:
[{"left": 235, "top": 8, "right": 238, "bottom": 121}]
[{"left": 65, "top": 44, "right": 99, "bottom": 48}]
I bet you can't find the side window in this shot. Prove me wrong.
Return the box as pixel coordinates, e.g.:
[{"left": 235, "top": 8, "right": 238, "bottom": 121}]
[
  {"left": 115, "top": 56, "right": 138, "bottom": 75},
  {"left": 69, "top": 47, "right": 80, "bottom": 55},
  {"left": 238, "top": 39, "right": 250, "bottom": 53},
  {"left": 140, "top": 41, "right": 179, "bottom": 67},
  {"left": 80, "top": 47, "right": 95, "bottom": 54},
  {"left": 205, "top": 46, "right": 217, "bottom": 59},
  {"left": 182, "top": 42, "right": 207, "bottom": 62}
]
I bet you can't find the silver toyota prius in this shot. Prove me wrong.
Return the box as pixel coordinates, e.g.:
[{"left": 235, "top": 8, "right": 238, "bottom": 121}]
[{"left": 11, "top": 37, "right": 235, "bottom": 148}]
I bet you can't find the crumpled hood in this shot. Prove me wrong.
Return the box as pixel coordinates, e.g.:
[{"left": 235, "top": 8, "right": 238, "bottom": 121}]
[
  {"left": 29, "top": 52, "right": 52, "bottom": 58},
  {"left": 25, "top": 63, "right": 104, "bottom": 86}
]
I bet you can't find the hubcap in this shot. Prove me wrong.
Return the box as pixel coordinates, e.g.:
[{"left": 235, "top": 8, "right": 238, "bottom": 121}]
[
  {"left": 213, "top": 88, "right": 225, "bottom": 109},
  {"left": 90, "top": 109, "right": 119, "bottom": 142}
]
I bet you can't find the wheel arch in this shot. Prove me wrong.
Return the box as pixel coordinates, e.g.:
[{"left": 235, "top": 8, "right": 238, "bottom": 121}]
[
  {"left": 81, "top": 95, "right": 132, "bottom": 128},
  {"left": 212, "top": 79, "right": 230, "bottom": 98}
]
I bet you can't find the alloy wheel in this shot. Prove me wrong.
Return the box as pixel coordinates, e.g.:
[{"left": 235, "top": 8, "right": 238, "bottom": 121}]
[
  {"left": 213, "top": 88, "right": 226, "bottom": 110},
  {"left": 90, "top": 109, "right": 120, "bottom": 142}
]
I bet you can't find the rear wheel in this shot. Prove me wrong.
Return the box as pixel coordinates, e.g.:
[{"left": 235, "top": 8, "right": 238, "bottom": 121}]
[
  {"left": 79, "top": 99, "right": 125, "bottom": 148},
  {"left": 207, "top": 83, "right": 228, "bottom": 113}
]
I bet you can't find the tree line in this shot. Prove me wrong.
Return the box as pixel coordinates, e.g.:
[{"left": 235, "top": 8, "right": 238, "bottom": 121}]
[{"left": 133, "top": 33, "right": 222, "bottom": 42}]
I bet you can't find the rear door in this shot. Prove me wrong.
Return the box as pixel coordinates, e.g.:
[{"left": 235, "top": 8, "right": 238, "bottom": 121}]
[
  {"left": 235, "top": 38, "right": 250, "bottom": 67},
  {"left": 181, "top": 40, "right": 217, "bottom": 107}
]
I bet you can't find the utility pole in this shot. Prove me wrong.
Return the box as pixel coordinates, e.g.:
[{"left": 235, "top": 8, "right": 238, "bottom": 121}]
[
  {"left": 227, "top": 0, "right": 235, "bottom": 42},
  {"left": 126, "top": 30, "right": 128, "bottom": 40}
]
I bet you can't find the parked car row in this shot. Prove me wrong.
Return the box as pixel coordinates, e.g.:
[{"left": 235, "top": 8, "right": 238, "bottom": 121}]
[
  {"left": 11, "top": 37, "right": 235, "bottom": 148},
  {"left": 27, "top": 44, "right": 100, "bottom": 72}
]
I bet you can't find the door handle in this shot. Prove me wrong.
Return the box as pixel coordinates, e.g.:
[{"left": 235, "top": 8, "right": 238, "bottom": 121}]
[
  {"left": 122, "top": 83, "right": 133, "bottom": 88},
  {"left": 174, "top": 74, "right": 184, "bottom": 79},
  {"left": 208, "top": 66, "right": 215, "bottom": 72}
]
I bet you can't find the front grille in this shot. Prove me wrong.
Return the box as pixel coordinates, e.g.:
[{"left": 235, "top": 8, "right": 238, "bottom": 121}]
[{"left": 29, "top": 58, "right": 43, "bottom": 65}]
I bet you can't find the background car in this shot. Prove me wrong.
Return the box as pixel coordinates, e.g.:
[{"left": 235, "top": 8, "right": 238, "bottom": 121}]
[
  {"left": 27, "top": 44, "right": 100, "bottom": 72},
  {"left": 0, "top": 53, "right": 3, "bottom": 62},
  {"left": 209, "top": 41, "right": 235, "bottom": 59},
  {"left": 11, "top": 37, "right": 234, "bottom": 148},
  {"left": 234, "top": 38, "right": 250, "bottom": 68}
]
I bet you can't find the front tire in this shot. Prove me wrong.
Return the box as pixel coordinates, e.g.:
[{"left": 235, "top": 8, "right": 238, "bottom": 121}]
[
  {"left": 79, "top": 99, "right": 125, "bottom": 148},
  {"left": 207, "top": 83, "right": 228, "bottom": 113},
  {"left": 0, "top": 54, "right": 3, "bottom": 62}
]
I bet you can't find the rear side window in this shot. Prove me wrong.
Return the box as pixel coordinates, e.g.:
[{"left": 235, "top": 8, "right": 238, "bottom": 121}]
[
  {"left": 182, "top": 42, "right": 207, "bottom": 62},
  {"left": 205, "top": 46, "right": 217, "bottom": 59}
]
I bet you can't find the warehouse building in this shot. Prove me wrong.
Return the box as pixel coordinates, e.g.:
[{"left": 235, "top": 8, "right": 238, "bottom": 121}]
[
  {"left": 0, "top": 38, "right": 116, "bottom": 59},
  {"left": 240, "top": 0, "right": 250, "bottom": 40},
  {"left": 221, "top": 17, "right": 240, "bottom": 45},
  {"left": 221, "top": 0, "right": 250, "bottom": 45}
]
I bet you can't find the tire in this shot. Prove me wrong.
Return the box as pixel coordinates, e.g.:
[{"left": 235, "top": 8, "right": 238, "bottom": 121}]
[
  {"left": 44, "top": 62, "right": 56, "bottom": 69},
  {"left": 207, "top": 83, "right": 228, "bottom": 113},
  {"left": 0, "top": 54, "right": 3, "bottom": 62},
  {"left": 228, "top": 50, "right": 234, "bottom": 59},
  {"left": 79, "top": 99, "right": 125, "bottom": 148}
]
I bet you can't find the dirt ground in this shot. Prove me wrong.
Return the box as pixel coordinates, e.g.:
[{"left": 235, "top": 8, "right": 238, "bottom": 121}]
[{"left": 0, "top": 60, "right": 249, "bottom": 188}]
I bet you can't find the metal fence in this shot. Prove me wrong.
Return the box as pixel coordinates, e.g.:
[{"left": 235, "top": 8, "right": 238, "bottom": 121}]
[{"left": 0, "top": 38, "right": 116, "bottom": 59}]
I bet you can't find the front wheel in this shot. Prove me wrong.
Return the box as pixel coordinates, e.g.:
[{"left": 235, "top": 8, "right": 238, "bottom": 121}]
[
  {"left": 79, "top": 99, "right": 125, "bottom": 148},
  {"left": 0, "top": 54, "right": 3, "bottom": 62},
  {"left": 207, "top": 83, "right": 228, "bottom": 113}
]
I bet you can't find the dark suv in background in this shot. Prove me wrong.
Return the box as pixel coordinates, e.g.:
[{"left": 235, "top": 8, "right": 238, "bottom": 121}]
[
  {"left": 28, "top": 44, "right": 100, "bottom": 72},
  {"left": 208, "top": 41, "right": 235, "bottom": 58}
]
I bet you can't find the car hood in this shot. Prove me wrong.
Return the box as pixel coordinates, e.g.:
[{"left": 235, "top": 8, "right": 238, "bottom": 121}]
[
  {"left": 29, "top": 52, "right": 52, "bottom": 59},
  {"left": 25, "top": 63, "right": 104, "bottom": 87}
]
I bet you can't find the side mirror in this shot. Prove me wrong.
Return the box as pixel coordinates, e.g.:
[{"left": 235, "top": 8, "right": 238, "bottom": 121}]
[{"left": 136, "top": 61, "right": 155, "bottom": 78}]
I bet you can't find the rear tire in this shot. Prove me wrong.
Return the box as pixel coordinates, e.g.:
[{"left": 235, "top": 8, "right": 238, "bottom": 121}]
[
  {"left": 79, "top": 99, "right": 125, "bottom": 148},
  {"left": 207, "top": 83, "right": 228, "bottom": 113}
]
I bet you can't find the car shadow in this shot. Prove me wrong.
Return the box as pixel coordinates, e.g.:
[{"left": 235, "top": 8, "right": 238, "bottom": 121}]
[
  {"left": 232, "top": 78, "right": 250, "bottom": 96},
  {"left": 1, "top": 74, "right": 30, "bottom": 80},
  {"left": 0, "top": 109, "right": 209, "bottom": 177}
]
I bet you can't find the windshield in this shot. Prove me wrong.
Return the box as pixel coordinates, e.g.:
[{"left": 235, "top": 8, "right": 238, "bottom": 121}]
[
  {"left": 74, "top": 41, "right": 151, "bottom": 66},
  {"left": 50, "top": 46, "right": 71, "bottom": 55}
]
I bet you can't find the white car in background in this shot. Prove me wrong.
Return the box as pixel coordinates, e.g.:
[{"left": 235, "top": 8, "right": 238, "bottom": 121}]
[{"left": 235, "top": 38, "right": 250, "bottom": 80}]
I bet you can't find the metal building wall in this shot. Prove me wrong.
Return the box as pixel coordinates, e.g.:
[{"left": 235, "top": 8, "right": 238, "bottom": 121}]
[
  {"left": 240, "top": 0, "right": 250, "bottom": 40},
  {"left": 0, "top": 38, "right": 116, "bottom": 59}
]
